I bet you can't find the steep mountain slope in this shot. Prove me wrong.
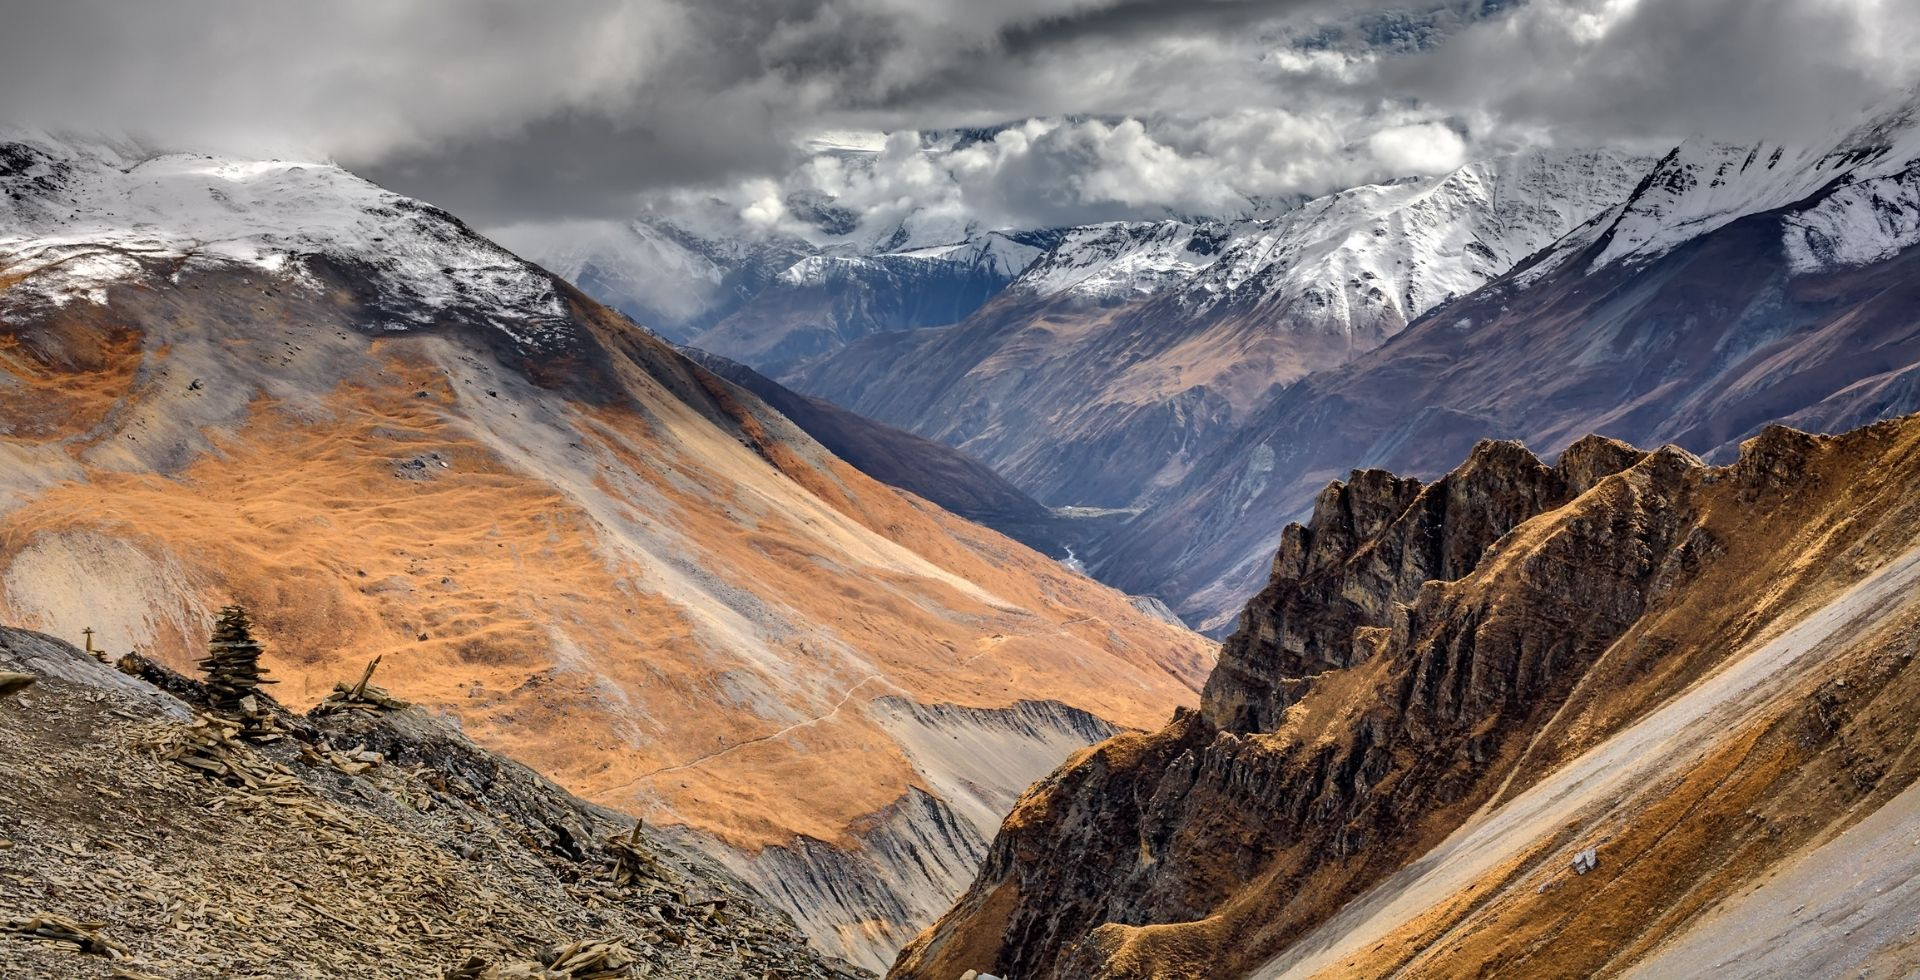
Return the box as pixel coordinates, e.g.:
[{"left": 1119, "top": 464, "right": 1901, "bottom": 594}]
[
  {"left": 795, "top": 150, "right": 1646, "bottom": 509},
  {"left": 896, "top": 413, "right": 1920, "bottom": 979},
  {"left": 1108, "top": 94, "right": 1920, "bottom": 629},
  {"left": 679, "top": 349, "right": 1095, "bottom": 556},
  {"left": 0, "top": 624, "right": 859, "bottom": 979},
  {"left": 0, "top": 136, "right": 1214, "bottom": 972}
]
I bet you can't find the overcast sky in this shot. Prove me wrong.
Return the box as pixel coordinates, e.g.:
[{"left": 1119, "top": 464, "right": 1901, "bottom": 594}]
[{"left": 3, "top": 0, "right": 1917, "bottom": 236}]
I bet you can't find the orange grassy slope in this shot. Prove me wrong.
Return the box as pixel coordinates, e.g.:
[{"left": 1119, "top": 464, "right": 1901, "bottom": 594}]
[{"left": 0, "top": 262, "right": 1213, "bottom": 972}]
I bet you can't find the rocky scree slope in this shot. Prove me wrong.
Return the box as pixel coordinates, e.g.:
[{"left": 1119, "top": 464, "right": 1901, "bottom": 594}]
[
  {"left": 794, "top": 149, "right": 1646, "bottom": 510},
  {"left": 0, "top": 624, "right": 860, "bottom": 979},
  {"left": 1109, "top": 93, "right": 1920, "bottom": 630},
  {"left": 895, "top": 412, "right": 1920, "bottom": 979},
  {"left": 0, "top": 135, "right": 1214, "bottom": 973}
]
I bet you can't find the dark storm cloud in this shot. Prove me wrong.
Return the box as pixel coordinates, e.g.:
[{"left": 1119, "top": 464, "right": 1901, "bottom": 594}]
[{"left": 0, "top": 0, "right": 1916, "bottom": 228}]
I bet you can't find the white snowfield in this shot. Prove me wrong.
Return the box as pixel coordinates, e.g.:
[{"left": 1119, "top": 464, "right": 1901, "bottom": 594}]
[
  {"left": 1254, "top": 543, "right": 1920, "bottom": 980},
  {"left": 775, "top": 231, "right": 1042, "bottom": 287},
  {"left": 1010, "top": 219, "right": 1224, "bottom": 301},
  {"left": 0, "top": 135, "right": 570, "bottom": 349},
  {"left": 1007, "top": 149, "right": 1648, "bottom": 340},
  {"left": 1523, "top": 91, "right": 1920, "bottom": 283}
]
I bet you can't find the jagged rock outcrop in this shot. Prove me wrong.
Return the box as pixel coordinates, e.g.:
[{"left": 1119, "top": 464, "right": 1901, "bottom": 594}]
[
  {"left": 895, "top": 413, "right": 1920, "bottom": 979},
  {"left": 1203, "top": 435, "right": 1647, "bottom": 731}
]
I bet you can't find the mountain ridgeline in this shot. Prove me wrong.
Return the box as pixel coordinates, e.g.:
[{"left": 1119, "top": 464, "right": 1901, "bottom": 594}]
[{"left": 1100, "top": 95, "right": 1920, "bottom": 629}]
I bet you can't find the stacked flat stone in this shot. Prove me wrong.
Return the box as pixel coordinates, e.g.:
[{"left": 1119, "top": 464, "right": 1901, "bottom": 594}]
[{"left": 196, "top": 605, "right": 278, "bottom": 738}]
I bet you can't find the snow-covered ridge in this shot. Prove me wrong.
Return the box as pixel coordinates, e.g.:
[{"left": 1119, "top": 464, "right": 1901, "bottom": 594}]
[
  {"left": 0, "top": 135, "right": 571, "bottom": 349},
  {"left": 1518, "top": 92, "right": 1920, "bottom": 283},
  {"left": 1008, "top": 148, "right": 1649, "bottom": 337},
  {"left": 1010, "top": 220, "right": 1229, "bottom": 302},
  {"left": 775, "top": 231, "right": 1042, "bottom": 287}
]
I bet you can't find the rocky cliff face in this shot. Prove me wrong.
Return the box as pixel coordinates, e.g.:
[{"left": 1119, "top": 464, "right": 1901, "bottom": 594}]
[
  {"left": 895, "top": 413, "right": 1920, "bottom": 979},
  {"left": 1202, "top": 434, "right": 1647, "bottom": 733}
]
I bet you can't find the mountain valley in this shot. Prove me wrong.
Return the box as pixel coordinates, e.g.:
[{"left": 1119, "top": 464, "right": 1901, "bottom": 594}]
[{"left": 6, "top": 12, "right": 1920, "bottom": 976}]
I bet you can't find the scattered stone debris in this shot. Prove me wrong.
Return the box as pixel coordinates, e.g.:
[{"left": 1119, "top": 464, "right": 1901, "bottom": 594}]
[
  {"left": 1572, "top": 846, "right": 1599, "bottom": 875},
  {"left": 0, "top": 669, "right": 35, "bottom": 697},
  {"left": 393, "top": 450, "right": 451, "bottom": 480},
  {"left": 2, "top": 623, "right": 867, "bottom": 979},
  {"left": 3, "top": 914, "right": 129, "bottom": 958},
  {"left": 195, "top": 604, "right": 279, "bottom": 739},
  {"left": 605, "top": 821, "right": 668, "bottom": 890},
  {"left": 300, "top": 739, "right": 385, "bottom": 775},
  {"left": 310, "top": 656, "right": 410, "bottom": 716},
  {"left": 443, "top": 940, "right": 636, "bottom": 979},
  {"left": 139, "top": 712, "right": 344, "bottom": 827}
]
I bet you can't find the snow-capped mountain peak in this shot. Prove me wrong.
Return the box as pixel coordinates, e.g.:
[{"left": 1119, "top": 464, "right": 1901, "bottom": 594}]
[
  {"left": 0, "top": 134, "right": 571, "bottom": 350},
  {"left": 1519, "top": 90, "right": 1920, "bottom": 283},
  {"left": 1005, "top": 148, "right": 1649, "bottom": 338},
  {"left": 1008, "top": 220, "right": 1229, "bottom": 302}
]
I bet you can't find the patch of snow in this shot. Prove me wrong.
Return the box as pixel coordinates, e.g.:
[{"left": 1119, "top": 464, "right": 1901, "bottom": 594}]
[{"left": 1011, "top": 220, "right": 1228, "bottom": 301}]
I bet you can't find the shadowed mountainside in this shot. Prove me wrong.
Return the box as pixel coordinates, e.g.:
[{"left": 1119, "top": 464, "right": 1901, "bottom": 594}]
[{"left": 679, "top": 348, "right": 1105, "bottom": 557}]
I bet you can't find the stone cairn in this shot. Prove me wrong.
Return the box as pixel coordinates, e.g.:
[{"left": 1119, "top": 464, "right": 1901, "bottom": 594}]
[{"left": 196, "top": 605, "right": 279, "bottom": 740}]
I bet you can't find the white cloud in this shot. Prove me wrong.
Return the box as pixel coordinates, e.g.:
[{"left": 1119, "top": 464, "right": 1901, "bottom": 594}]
[
  {"left": 3, "top": 0, "right": 1916, "bottom": 232},
  {"left": 1366, "top": 123, "right": 1468, "bottom": 175}
]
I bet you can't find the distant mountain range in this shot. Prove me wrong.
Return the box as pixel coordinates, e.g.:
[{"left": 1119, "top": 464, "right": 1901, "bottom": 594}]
[
  {"left": 793, "top": 148, "right": 1649, "bottom": 513},
  {"left": 1101, "top": 92, "right": 1920, "bottom": 628},
  {"left": 547, "top": 94, "right": 1920, "bottom": 635}
]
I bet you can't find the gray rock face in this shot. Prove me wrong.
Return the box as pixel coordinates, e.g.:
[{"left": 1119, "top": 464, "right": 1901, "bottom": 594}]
[
  {"left": 1202, "top": 436, "right": 1646, "bottom": 732},
  {"left": 711, "top": 699, "right": 1124, "bottom": 974}
]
